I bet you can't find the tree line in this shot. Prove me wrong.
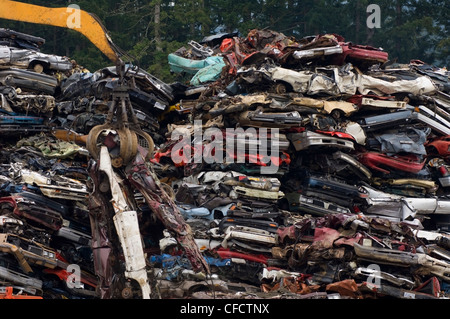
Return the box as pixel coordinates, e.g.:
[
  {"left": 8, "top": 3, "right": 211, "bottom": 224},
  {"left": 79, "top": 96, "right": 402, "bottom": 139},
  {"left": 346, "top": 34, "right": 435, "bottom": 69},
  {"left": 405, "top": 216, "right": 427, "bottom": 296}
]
[{"left": 0, "top": 0, "right": 448, "bottom": 82}]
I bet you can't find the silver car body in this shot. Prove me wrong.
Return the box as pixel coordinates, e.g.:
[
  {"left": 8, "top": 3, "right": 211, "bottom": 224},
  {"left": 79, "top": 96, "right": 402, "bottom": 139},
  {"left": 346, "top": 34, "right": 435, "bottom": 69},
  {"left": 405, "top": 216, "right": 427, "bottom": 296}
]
[{"left": 0, "top": 45, "right": 72, "bottom": 72}]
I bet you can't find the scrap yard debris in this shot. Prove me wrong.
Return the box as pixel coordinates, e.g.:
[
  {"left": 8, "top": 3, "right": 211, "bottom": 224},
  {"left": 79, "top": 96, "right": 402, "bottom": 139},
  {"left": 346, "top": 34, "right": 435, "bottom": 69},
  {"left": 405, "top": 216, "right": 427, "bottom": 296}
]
[{"left": 0, "top": 25, "right": 450, "bottom": 300}]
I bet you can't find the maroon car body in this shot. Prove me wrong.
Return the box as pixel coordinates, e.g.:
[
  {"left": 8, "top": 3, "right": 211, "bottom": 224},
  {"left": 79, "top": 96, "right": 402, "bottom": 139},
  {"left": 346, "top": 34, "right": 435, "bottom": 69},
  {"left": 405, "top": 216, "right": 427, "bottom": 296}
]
[
  {"left": 0, "top": 195, "right": 63, "bottom": 231},
  {"left": 331, "top": 42, "right": 388, "bottom": 67}
]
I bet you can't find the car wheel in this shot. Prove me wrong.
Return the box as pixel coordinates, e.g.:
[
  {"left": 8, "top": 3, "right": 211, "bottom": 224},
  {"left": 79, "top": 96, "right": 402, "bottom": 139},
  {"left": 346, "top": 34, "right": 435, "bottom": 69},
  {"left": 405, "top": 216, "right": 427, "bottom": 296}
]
[{"left": 32, "top": 63, "right": 44, "bottom": 74}]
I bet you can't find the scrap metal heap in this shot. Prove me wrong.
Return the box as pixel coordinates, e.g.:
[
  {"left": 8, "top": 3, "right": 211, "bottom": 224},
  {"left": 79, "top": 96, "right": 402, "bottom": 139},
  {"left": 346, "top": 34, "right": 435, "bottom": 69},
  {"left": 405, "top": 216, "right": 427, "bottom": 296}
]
[{"left": 0, "top": 27, "right": 450, "bottom": 299}]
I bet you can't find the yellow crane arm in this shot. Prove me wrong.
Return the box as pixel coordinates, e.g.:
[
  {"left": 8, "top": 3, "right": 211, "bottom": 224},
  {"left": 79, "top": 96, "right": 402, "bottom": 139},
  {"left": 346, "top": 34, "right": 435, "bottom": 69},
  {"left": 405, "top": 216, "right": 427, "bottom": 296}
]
[{"left": 0, "top": 0, "right": 121, "bottom": 64}]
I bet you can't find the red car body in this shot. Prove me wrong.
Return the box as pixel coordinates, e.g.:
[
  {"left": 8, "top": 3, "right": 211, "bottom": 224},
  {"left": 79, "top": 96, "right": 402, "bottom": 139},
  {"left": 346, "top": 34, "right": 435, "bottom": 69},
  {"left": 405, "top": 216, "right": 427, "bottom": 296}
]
[
  {"left": 425, "top": 135, "right": 450, "bottom": 158},
  {"left": 0, "top": 286, "right": 42, "bottom": 299},
  {"left": 357, "top": 152, "right": 426, "bottom": 174},
  {"left": 216, "top": 247, "right": 268, "bottom": 265}
]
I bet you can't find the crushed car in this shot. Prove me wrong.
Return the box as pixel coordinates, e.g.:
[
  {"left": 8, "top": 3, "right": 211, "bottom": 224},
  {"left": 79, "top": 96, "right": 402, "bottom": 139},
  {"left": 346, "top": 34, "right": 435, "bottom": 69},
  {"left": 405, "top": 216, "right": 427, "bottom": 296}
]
[{"left": 0, "top": 17, "right": 449, "bottom": 301}]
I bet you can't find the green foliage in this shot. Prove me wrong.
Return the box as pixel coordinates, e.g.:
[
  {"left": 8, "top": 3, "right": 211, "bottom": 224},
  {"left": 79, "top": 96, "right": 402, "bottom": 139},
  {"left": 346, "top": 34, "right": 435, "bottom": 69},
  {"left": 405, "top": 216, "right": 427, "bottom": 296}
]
[{"left": 0, "top": 0, "right": 447, "bottom": 79}]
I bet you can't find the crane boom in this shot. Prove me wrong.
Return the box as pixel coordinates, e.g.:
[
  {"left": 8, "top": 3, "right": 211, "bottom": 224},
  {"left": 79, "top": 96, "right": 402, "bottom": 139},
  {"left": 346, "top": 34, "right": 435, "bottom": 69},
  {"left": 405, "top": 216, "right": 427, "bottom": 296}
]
[
  {"left": 0, "top": 1, "right": 210, "bottom": 299},
  {"left": 0, "top": 0, "right": 121, "bottom": 64}
]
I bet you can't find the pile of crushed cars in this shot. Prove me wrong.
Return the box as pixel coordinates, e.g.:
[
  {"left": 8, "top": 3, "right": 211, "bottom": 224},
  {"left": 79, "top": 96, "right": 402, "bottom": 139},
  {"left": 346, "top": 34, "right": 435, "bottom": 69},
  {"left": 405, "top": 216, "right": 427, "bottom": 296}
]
[{"left": 0, "top": 27, "right": 449, "bottom": 300}]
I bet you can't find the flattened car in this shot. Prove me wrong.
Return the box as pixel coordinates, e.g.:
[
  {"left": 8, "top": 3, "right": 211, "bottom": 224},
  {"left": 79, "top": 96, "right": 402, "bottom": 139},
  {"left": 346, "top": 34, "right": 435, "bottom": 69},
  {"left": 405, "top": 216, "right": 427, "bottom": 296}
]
[{"left": 0, "top": 45, "right": 72, "bottom": 73}]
